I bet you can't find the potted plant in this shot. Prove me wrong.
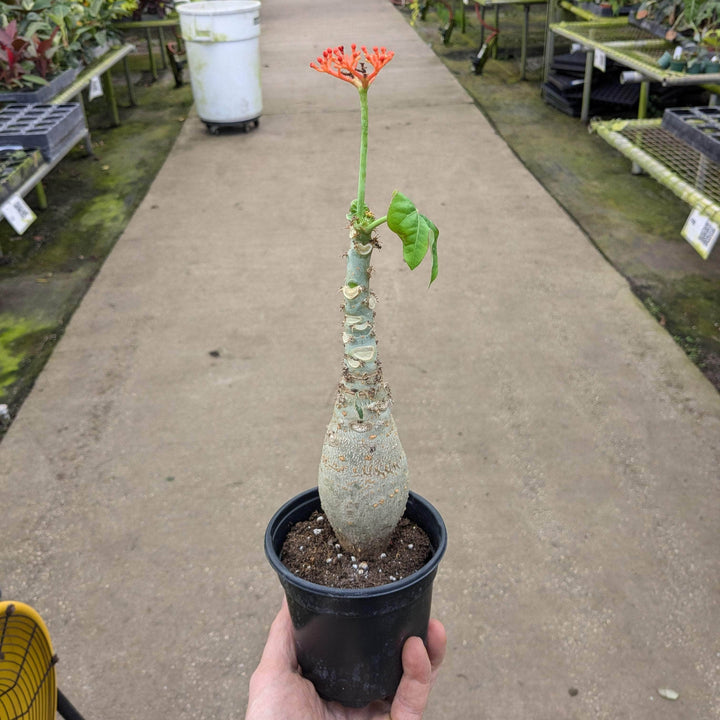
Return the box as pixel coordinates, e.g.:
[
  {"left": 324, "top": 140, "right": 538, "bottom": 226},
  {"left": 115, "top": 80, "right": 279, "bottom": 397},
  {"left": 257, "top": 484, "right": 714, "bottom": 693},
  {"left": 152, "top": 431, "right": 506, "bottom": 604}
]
[
  {"left": 264, "top": 45, "right": 446, "bottom": 708},
  {"left": 632, "top": 0, "right": 720, "bottom": 42},
  {"left": 0, "top": 16, "right": 78, "bottom": 101},
  {"left": 631, "top": 0, "right": 683, "bottom": 36},
  {"left": 0, "top": 0, "right": 84, "bottom": 92},
  {"left": 55, "top": 0, "right": 138, "bottom": 63}
]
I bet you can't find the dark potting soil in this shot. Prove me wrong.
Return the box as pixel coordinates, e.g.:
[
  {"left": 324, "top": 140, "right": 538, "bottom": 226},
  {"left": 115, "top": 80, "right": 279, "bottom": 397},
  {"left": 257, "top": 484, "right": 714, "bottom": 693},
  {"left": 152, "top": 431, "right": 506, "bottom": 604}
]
[{"left": 281, "top": 511, "right": 433, "bottom": 589}]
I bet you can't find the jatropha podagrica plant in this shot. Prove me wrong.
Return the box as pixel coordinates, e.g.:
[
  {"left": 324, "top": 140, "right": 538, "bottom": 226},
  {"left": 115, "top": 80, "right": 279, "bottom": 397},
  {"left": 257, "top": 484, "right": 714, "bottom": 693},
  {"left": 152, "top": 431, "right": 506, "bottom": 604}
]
[{"left": 312, "top": 45, "right": 439, "bottom": 557}]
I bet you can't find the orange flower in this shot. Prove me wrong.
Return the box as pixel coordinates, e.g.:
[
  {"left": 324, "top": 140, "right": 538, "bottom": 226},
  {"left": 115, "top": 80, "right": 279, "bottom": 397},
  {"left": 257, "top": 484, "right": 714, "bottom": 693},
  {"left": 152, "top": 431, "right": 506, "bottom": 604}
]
[{"left": 310, "top": 44, "right": 394, "bottom": 89}]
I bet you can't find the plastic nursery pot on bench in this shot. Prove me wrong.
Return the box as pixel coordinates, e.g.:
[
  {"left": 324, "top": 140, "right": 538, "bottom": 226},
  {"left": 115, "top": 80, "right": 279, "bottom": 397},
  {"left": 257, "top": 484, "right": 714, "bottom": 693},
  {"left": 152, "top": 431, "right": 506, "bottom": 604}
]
[{"left": 265, "top": 487, "right": 447, "bottom": 708}]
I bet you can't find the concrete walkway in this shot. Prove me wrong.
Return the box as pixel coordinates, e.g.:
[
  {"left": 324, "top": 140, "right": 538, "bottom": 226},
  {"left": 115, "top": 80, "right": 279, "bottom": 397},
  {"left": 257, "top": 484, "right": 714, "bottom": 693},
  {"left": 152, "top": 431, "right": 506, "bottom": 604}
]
[{"left": 2, "top": 0, "right": 719, "bottom": 717}]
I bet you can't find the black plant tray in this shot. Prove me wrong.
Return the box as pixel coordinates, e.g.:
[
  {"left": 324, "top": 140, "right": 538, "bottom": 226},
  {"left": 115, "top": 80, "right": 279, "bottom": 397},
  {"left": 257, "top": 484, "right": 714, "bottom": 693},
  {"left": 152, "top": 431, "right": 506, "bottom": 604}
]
[
  {"left": 0, "top": 67, "right": 81, "bottom": 104},
  {"left": 547, "top": 72, "right": 585, "bottom": 97},
  {"left": 542, "top": 83, "right": 583, "bottom": 117},
  {"left": 662, "top": 106, "right": 720, "bottom": 164},
  {"left": 0, "top": 148, "right": 43, "bottom": 204},
  {"left": 0, "top": 104, "right": 85, "bottom": 162},
  {"left": 627, "top": 11, "right": 671, "bottom": 38},
  {"left": 551, "top": 52, "right": 591, "bottom": 76},
  {"left": 592, "top": 77, "right": 641, "bottom": 106},
  {"left": 578, "top": 2, "right": 638, "bottom": 17}
]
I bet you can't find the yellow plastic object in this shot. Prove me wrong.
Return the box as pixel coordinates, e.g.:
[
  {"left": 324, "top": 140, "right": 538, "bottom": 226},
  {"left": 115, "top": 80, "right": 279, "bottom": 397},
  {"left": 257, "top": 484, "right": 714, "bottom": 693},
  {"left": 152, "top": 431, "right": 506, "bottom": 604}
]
[{"left": 0, "top": 601, "right": 58, "bottom": 720}]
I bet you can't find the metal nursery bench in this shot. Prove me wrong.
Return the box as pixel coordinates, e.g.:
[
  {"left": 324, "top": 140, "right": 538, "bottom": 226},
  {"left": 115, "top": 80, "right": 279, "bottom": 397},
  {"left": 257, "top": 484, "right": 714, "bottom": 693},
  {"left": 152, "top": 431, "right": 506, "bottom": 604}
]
[
  {"left": 52, "top": 43, "right": 138, "bottom": 132},
  {"left": 0, "top": 43, "right": 137, "bottom": 216},
  {"left": 113, "top": 18, "right": 182, "bottom": 83}
]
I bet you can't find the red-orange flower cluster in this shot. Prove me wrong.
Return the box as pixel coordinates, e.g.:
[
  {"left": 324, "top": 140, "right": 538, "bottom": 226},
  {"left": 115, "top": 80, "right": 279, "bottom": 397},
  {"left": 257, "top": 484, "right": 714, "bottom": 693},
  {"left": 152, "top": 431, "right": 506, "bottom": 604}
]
[{"left": 310, "top": 44, "right": 394, "bottom": 89}]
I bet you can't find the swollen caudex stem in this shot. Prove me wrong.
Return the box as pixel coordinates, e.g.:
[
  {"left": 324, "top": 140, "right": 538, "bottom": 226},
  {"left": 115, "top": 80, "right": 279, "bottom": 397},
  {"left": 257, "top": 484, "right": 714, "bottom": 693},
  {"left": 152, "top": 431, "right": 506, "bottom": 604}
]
[{"left": 318, "top": 222, "right": 409, "bottom": 557}]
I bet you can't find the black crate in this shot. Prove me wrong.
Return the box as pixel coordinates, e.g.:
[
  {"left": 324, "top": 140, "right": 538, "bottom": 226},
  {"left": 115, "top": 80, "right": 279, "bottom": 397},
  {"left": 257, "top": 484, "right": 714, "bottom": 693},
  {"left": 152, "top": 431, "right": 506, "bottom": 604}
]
[
  {"left": 0, "top": 103, "right": 85, "bottom": 161},
  {"left": 662, "top": 106, "right": 720, "bottom": 164}
]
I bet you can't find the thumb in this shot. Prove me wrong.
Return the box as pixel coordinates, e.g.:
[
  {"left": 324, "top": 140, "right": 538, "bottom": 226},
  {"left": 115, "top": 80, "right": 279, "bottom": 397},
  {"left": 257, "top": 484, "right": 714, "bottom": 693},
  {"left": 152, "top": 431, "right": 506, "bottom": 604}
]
[{"left": 388, "top": 636, "right": 433, "bottom": 720}]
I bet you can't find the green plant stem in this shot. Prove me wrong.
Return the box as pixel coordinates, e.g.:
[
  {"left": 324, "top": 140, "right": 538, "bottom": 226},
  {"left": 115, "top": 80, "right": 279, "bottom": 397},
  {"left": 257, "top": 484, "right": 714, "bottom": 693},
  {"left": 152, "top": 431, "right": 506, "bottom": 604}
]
[
  {"left": 365, "top": 215, "right": 387, "bottom": 232},
  {"left": 356, "top": 86, "right": 369, "bottom": 220}
]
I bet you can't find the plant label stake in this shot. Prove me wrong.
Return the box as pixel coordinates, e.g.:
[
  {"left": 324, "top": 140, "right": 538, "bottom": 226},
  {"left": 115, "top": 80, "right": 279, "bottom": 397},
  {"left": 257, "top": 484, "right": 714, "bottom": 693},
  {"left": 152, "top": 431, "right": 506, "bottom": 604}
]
[
  {"left": 1, "top": 193, "right": 36, "bottom": 234},
  {"left": 594, "top": 49, "right": 607, "bottom": 72},
  {"left": 682, "top": 208, "right": 719, "bottom": 259},
  {"left": 89, "top": 75, "right": 104, "bottom": 101}
]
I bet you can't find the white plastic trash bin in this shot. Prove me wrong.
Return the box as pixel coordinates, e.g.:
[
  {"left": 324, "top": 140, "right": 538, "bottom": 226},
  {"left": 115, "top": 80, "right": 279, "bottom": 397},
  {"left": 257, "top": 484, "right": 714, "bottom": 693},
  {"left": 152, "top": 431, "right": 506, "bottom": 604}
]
[{"left": 178, "top": 0, "right": 262, "bottom": 131}]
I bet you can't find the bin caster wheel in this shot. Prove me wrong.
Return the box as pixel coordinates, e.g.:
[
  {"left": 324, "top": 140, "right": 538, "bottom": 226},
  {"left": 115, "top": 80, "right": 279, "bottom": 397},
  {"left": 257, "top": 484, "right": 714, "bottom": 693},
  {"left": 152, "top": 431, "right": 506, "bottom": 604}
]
[{"left": 206, "top": 123, "right": 220, "bottom": 135}]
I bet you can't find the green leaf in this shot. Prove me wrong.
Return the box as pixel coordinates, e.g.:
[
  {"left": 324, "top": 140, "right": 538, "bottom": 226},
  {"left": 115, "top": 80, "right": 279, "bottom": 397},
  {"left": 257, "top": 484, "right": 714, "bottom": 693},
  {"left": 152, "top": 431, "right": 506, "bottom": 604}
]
[
  {"left": 347, "top": 199, "right": 370, "bottom": 220},
  {"left": 22, "top": 73, "right": 49, "bottom": 86},
  {"left": 429, "top": 227, "right": 438, "bottom": 284},
  {"left": 387, "top": 190, "right": 439, "bottom": 284}
]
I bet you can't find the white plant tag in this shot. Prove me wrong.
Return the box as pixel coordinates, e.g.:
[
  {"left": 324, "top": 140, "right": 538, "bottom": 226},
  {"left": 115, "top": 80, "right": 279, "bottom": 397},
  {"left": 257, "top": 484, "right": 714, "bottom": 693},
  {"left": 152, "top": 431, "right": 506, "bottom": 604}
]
[
  {"left": 682, "top": 208, "right": 718, "bottom": 259},
  {"left": 89, "top": 75, "right": 103, "bottom": 100},
  {"left": 1, "top": 193, "right": 36, "bottom": 234},
  {"left": 594, "top": 49, "right": 606, "bottom": 72}
]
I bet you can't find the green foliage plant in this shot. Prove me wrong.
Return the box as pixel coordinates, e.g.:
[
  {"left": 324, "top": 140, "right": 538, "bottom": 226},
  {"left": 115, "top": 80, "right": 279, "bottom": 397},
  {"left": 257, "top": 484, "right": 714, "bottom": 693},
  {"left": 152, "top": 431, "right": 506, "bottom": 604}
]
[
  {"left": 0, "top": 0, "right": 60, "bottom": 41},
  {"left": 69, "top": 0, "right": 138, "bottom": 61},
  {"left": 682, "top": 0, "right": 720, "bottom": 44},
  {"left": 310, "top": 45, "right": 439, "bottom": 557},
  {"left": 0, "top": 17, "right": 59, "bottom": 88},
  {"left": 52, "top": 0, "right": 138, "bottom": 63},
  {"left": 635, "top": 0, "right": 720, "bottom": 44},
  {"left": 0, "top": 0, "right": 138, "bottom": 74},
  {"left": 0, "top": 0, "right": 78, "bottom": 73}
]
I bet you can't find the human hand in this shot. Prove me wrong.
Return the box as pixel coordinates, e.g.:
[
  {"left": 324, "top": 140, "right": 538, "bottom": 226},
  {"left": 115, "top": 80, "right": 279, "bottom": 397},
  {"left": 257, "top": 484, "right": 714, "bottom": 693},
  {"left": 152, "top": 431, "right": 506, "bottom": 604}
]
[{"left": 245, "top": 598, "right": 447, "bottom": 720}]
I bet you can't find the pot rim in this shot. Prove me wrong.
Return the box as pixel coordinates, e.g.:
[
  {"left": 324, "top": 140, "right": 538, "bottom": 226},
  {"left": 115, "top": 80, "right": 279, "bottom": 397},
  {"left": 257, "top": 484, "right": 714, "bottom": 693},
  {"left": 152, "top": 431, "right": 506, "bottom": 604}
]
[{"left": 265, "top": 487, "right": 447, "bottom": 600}]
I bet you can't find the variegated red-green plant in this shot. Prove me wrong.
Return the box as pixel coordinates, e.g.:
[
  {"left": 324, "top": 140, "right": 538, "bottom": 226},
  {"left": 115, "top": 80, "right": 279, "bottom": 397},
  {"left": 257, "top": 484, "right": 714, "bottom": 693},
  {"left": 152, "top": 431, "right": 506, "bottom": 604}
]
[
  {"left": 0, "top": 20, "right": 60, "bottom": 89},
  {"left": 311, "top": 45, "right": 438, "bottom": 556}
]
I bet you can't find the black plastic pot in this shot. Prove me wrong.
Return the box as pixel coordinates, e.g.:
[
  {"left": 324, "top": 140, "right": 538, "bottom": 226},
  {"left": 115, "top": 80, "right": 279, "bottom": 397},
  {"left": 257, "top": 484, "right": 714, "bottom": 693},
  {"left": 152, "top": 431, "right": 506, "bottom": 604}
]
[{"left": 265, "top": 487, "right": 446, "bottom": 708}]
